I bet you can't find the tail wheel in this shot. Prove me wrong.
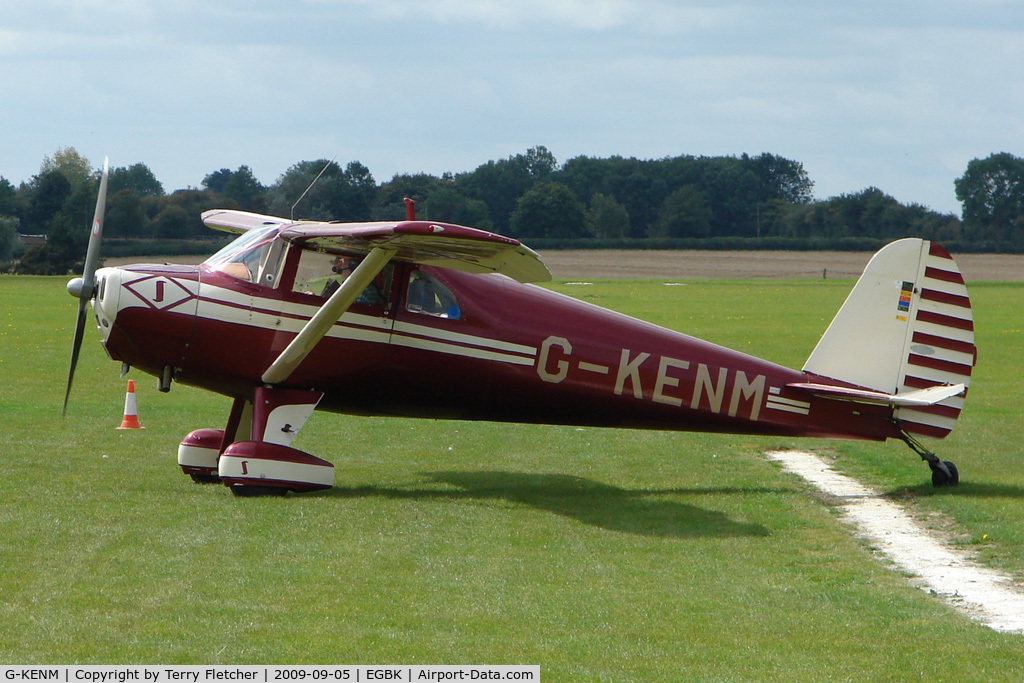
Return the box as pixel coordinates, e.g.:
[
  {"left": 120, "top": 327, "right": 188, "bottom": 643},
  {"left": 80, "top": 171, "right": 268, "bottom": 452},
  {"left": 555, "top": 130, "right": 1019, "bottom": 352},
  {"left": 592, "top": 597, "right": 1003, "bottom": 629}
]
[
  {"left": 931, "top": 460, "right": 960, "bottom": 488},
  {"left": 899, "top": 427, "right": 960, "bottom": 488}
]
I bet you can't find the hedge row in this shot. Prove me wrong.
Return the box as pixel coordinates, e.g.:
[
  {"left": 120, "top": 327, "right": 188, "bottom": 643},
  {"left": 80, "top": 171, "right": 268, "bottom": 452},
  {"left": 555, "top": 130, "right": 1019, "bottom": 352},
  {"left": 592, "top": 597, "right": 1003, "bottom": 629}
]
[{"left": 100, "top": 235, "right": 1022, "bottom": 259}]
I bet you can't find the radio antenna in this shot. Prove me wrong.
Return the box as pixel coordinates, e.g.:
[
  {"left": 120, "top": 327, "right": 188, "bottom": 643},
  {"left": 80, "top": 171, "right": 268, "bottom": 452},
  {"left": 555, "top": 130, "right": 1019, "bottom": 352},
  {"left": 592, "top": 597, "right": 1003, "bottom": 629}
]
[{"left": 290, "top": 157, "right": 336, "bottom": 222}]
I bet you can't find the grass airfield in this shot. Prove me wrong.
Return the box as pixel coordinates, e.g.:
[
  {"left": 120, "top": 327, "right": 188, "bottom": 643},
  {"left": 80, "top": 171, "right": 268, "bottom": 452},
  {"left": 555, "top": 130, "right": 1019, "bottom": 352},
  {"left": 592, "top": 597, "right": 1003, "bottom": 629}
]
[{"left": 1, "top": 274, "right": 1023, "bottom": 680}]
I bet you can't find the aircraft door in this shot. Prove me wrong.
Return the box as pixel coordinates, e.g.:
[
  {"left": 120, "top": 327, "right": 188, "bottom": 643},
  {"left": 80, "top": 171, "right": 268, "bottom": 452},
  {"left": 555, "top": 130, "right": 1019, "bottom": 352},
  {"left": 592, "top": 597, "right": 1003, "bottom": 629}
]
[
  {"left": 387, "top": 265, "right": 501, "bottom": 417},
  {"left": 279, "top": 248, "right": 397, "bottom": 382}
]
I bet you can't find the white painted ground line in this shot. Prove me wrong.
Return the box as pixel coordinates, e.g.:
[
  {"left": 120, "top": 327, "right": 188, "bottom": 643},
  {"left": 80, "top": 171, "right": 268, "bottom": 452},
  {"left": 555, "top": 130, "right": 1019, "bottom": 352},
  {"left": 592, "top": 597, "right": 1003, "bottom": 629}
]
[{"left": 765, "top": 450, "right": 1024, "bottom": 634}]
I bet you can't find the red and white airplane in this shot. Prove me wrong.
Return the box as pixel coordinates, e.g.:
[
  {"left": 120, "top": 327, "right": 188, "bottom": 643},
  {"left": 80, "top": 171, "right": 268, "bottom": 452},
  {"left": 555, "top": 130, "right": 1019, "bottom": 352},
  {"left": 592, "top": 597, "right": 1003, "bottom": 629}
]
[{"left": 65, "top": 161, "right": 975, "bottom": 495}]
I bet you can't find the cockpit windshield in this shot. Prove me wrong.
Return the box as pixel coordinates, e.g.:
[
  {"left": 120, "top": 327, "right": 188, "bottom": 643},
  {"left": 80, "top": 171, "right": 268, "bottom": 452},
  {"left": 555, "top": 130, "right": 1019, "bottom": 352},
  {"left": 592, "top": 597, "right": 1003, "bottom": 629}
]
[{"left": 203, "top": 226, "right": 282, "bottom": 285}]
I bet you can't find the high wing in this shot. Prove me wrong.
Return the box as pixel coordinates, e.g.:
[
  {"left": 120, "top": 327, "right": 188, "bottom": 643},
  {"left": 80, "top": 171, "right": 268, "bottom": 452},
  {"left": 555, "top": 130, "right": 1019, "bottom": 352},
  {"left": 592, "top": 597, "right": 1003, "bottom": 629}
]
[
  {"left": 202, "top": 209, "right": 551, "bottom": 385},
  {"left": 202, "top": 209, "right": 551, "bottom": 284},
  {"left": 202, "top": 209, "right": 287, "bottom": 234}
]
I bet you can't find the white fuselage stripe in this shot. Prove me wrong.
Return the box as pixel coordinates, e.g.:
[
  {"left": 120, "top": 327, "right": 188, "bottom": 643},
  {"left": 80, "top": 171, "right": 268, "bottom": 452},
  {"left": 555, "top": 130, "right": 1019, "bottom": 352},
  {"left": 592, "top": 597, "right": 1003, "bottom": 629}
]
[
  {"left": 390, "top": 335, "right": 537, "bottom": 366},
  {"left": 187, "top": 285, "right": 539, "bottom": 367},
  {"left": 392, "top": 319, "right": 536, "bottom": 356}
]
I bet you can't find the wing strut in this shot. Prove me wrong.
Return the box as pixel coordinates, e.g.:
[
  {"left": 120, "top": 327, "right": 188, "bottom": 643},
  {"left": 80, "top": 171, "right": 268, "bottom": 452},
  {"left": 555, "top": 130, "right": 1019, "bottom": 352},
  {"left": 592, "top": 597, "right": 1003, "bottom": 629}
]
[{"left": 261, "top": 246, "right": 395, "bottom": 385}]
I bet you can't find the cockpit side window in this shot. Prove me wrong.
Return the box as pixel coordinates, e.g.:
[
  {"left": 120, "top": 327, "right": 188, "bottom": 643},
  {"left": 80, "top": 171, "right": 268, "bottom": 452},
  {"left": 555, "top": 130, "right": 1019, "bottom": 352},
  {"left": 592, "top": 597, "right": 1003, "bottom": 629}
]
[
  {"left": 203, "top": 226, "right": 282, "bottom": 285},
  {"left": 291, "top": 249, "right": 390, "bottom": 306},
  {"left": 406, "top": 270, "right": 460, "bottom": 319}
]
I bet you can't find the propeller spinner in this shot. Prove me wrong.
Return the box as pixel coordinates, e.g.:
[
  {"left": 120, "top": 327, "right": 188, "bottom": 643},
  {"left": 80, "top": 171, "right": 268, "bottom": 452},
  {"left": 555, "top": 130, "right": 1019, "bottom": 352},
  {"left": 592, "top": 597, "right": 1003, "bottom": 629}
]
[{"left": 63, "top": 157, "right": 109, "bottom": 415}]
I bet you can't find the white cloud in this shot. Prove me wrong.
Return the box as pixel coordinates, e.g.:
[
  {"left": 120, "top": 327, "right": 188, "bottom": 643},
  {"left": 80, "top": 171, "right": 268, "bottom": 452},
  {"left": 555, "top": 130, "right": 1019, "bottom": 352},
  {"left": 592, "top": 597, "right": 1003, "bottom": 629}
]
[
  {"left": 329, "top": 0, "right": 740, "bottom": 33},
  {"left": 1, "top": 0, "right": 1022, "bottom": 212}
]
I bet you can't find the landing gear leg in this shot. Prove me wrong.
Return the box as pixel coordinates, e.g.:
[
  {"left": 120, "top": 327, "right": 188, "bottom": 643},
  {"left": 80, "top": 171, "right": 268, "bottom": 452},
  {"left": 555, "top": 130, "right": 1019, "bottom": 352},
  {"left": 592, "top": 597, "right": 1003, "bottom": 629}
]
[
  {"left": 898, "top": 429, "right": 959, "bottom": 487},
  {"left": 217, "top": 387, "right": 333, "bottom": 496}
]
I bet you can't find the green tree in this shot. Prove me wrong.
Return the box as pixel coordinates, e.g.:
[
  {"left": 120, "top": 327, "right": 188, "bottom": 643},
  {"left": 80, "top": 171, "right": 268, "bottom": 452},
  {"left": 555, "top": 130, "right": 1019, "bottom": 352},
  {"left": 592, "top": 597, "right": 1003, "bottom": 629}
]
[
  {"left": 151, "top": 204, "right": 190, "bottom": 239},
  {"left": 523, "top": 145, "right": 558, "bottom": 179},
  {"left": 745, "top": 152, "right": 814, "bottom": 205},
  {"left": 768, "top": 187, "right": 958, "bottom": 244},
  {"left": 695, "top": 157, "right": 759, "bottom": 236},
  {"left": 0, "top": 177, "right": 17, "bottom": 218},
  {"left": 269, "top": 160, "right": 337, "bottom": 219},
  {"left": 204, "top": 165, "right": 267, "bottom": 212},
  {"left": 148, "top": 190, "right": 222, "bottom": 238},
  {"left": 225, "top": 166, "right": 267, "bottom": 213},
  {"left": 338, "top": 161, "right": 376, "bottom": 221},
  {"left": 105, "top": 189, "right": 149, "bottom": 238},
  {"left": 955, "top": 152, "right": 1024, "bottom": 247},
  {"left": 650, "top": 185, "right": 711, "bottom": 238},
  {"left": 13, "top": 204, "right": 84, "bottom": 275},
  {"left": 23, "top": 170, "right": 71, "bottom": 233},
  {"left": 423, "top": 185, "right": 492, "bottom": 229},
  {"left": 509, "top": 181, "right": 589, "bottom": 239},
  {"left": 833, "top": 187, "right": 912, "bottom": 238},
  {"left": 375, "top": 173, "right": 441, "bottom": 220},
  {"left": 0, "top": 216, "right": 21, "bottom": 262},
  {"left": 457, "top": 146, "right": 559, "bottom": 233},
  {"left": 558, "top": 155, "right": 667, "bottom": 238},
  {"left": 914, "top": 208, "right": 963, "bottom": 244},
  {"left": 587, "top": 192, "right": 630, "bottom": 238},
  {"left": 39, "top": 147, "right": 92, "bottom": 192},
  {"left": 202, "top": 168, "right": 234, "bottom": 195},
  {"left": 110, "top": 163, "right": 164, "bottom": 198},
  {"left": 14, "top": 156, "right": 109, "bottom": 273},
  {"left": 20, "top": 148, "right": 103, "bottom": 236},
  {"left": 269, "top": 160, "right": 376, "bottom": 221}
]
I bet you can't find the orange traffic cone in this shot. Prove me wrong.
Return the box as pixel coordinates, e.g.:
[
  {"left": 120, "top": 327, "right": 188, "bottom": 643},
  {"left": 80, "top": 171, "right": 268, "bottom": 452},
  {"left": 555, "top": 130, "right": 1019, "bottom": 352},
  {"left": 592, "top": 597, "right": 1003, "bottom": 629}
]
[{"left": 117, "top": 379, "right": 144, "bottom": 430}]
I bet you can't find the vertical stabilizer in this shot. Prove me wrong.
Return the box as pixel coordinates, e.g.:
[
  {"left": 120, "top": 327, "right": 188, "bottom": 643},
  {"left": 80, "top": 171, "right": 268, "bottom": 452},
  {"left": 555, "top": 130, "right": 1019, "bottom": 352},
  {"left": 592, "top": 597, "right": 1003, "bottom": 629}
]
[{"left": 803, "top": 239, "right": 975, "bottom": 439}]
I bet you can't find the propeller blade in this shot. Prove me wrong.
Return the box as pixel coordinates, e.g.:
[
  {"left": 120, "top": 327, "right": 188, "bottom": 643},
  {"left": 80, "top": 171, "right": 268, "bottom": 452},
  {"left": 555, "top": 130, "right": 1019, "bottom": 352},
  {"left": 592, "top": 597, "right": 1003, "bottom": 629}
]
[
  {"left": 63, "top": 157, "right": 109, "bottom": 416},
  {"left": 82, "top": 156, "right": 109, "bottom": 298},
  {"left": 63, "top": 301, "right": 89, "bottom": 416}
]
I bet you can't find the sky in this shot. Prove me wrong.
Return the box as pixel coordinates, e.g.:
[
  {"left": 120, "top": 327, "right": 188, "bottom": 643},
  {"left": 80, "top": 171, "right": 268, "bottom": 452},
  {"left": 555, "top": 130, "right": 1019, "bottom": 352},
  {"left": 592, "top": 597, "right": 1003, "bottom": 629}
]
[{"left": 2, "top": 0, "right": 1023, "bottom": 216}]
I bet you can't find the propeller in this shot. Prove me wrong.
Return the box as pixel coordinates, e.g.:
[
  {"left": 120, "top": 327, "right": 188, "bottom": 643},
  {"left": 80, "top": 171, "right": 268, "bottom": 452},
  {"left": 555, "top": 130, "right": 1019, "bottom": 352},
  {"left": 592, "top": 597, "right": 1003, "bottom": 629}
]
[{"left": 63, "top": 157, "right": 109, "bottom": 416}]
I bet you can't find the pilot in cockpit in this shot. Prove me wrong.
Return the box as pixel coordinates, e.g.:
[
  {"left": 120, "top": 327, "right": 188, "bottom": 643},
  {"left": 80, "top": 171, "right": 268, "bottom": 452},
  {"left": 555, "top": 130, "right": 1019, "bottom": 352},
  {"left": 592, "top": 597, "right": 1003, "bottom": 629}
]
[
  {"left": 320, "top": 256, "right": 355, "bottom": 297},
  {"left": 317, "top": 254, "right": 386, "bottom": 305}
]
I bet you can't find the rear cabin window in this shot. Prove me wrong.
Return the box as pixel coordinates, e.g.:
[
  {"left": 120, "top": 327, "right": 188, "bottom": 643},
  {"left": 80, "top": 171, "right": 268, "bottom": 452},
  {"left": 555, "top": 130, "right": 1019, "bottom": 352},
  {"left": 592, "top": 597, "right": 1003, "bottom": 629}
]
[{"left": 406, "top": 271, "right": 460, "bottom": 319}]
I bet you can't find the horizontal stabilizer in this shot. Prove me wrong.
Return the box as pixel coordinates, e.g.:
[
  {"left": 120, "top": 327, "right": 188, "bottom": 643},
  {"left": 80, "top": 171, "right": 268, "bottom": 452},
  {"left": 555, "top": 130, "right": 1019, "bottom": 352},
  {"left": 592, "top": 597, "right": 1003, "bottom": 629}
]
[{"left": 787, "top": 382, "right": 965, "bottom": 407}]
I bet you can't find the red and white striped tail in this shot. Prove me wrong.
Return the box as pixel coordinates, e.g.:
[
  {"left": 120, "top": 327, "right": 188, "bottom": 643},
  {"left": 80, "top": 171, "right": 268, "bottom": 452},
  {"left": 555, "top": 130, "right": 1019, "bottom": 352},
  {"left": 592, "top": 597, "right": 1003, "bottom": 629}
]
[
  {"left": 893, "top": 242, "right": 975, "bottom": 439},
  {"left": 803, "top": 239, "right": 974, "bottom": 440}
]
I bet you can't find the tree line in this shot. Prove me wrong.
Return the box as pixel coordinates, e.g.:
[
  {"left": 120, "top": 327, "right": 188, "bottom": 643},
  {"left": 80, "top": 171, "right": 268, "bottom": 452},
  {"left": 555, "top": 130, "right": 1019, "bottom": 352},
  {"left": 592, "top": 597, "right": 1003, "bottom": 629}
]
[{"left": 3, "top": 146, "right": 1023, "bottom": 274}]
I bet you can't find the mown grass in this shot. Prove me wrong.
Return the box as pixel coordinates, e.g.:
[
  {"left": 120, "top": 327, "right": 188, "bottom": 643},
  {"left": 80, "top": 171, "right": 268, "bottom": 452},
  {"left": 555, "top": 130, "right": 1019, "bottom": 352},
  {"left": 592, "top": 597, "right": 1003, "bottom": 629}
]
[{"left": 1, "top": 274, "right": 1022, "bottom": 680}]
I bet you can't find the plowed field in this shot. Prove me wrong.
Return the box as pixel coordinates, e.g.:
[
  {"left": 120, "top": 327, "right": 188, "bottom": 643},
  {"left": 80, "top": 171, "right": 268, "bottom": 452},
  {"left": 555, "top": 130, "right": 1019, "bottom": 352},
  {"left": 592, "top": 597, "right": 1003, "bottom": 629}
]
[{"left": 538, "top": 249, "right": 1024, "bottom": 281}]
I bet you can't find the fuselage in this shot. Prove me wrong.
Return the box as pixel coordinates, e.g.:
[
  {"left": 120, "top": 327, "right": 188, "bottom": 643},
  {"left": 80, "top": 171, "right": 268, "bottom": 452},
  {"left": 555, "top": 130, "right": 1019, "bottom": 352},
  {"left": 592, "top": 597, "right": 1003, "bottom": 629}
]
[{"left": 91, "top": 239, "right": 898, "bottom": 442}]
